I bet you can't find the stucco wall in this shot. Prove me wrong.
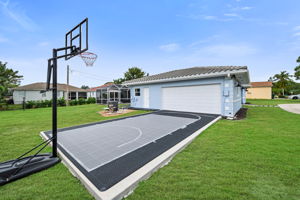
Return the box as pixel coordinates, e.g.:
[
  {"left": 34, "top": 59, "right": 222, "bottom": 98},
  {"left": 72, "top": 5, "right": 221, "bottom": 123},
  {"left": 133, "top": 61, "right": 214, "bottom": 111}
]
[
  {"left": 13, "top": 90, "right": 64, "bottom": 104},
  {"left": 246, "top": 87, "right": 272, "bottom": 99},
  {"left": 129, "top": 76, "right": 243, "bottom": 117}
]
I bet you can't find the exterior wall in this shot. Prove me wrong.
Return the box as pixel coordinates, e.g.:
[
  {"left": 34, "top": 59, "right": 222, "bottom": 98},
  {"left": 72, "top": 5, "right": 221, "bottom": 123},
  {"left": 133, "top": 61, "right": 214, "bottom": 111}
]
[
  {"left": 242, "top": 88, "right": 247, "bottom": 104},
  {"left": 232, "top": 83, "right": 242, "bottom": 115},
  {"left": 87, "top": 91, "right": 96, "bottom": 98},
  {"left": 13, "top": 90, "right": 64, "bottom": 104},
  {"left": 129, "top": 77, "right": 243, "bottom": 117},
  {"left": 246, "top": 87, "right": 272, "bottom": 99}
]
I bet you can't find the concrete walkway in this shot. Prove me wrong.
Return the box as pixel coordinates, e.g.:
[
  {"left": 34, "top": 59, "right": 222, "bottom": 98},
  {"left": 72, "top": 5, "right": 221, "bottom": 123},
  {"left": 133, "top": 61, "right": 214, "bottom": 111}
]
[{"left": 278, "top": 104, "right": 300, "bottom": 114}]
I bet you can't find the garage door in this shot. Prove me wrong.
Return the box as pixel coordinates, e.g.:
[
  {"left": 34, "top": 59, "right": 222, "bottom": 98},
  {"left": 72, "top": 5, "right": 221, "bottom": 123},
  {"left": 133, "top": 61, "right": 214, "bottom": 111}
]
[{"left": 161, "top": 84, "right": 221, "bottom": 114}]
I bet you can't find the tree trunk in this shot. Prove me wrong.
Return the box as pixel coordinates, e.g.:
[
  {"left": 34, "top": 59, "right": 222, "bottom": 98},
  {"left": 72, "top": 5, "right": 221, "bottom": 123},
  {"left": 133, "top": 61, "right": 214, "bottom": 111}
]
[{"left": 282, "top": 88, "right": 284, "bottom": 96}]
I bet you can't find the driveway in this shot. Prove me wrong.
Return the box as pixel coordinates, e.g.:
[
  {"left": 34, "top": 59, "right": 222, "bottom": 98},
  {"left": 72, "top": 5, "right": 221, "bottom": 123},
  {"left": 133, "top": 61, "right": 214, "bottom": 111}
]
[{"left": 278, "top": 104, "right": 300, "bottom": 114}]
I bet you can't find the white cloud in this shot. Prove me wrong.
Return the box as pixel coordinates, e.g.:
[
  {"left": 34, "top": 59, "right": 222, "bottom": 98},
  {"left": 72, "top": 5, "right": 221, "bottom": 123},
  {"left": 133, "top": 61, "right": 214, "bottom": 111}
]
[
  {"left": 293, "top": 32, "right": 300, "bottom": 37},
  {"left": 0, "top": 0, "right": 37, "bottom": 31},
  {"left": 224, "top": 13, "right": 239, "bottom": 17},
  {"left": 240, "top": 6, "right": 253, "bottom": 10},
  {"left": 181, "top": 44, "right": 259, "bottom": 69},
  {"left": 189, "top": 35, "right": 221, "bottom": 47},
  {"left": 38, "top": 41, "right": 49, "bottom": 46},
  {"left": 293, "top": 26, "right": 300, "bottom": 31},
  {"left": 203, "top": 15, "right": 218, "bottom": 20},
  {"left": 199, "top": 44, "right": 257, "bottom": 57},
  {"left": 0, "top": 35, "right": 8, "bottom": 43},
  {"left": 184, "top": 44, "right": 257, "bottom": 64},
  {"left": 159, "top": 43, "right": 180, "bottom": 52},
  {"left": 229, "top": 5, "right": 254, "bottom": 11}
]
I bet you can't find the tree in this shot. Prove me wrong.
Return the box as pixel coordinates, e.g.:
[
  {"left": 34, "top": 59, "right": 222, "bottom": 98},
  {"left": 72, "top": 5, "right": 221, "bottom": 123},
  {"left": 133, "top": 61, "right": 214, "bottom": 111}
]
[
  {"left": 81, "top": 85, "right": 90, "bottom": 89},
  {"left": 0, "top": 61, "right": 23, "bottom": 103},
  {"left": 113, "top": 78, "right": 125, "bottom": 84},
  {"left": 272, "top": 71, "right": 293, "bottom": 96},
  {"left": 113, "top": 67, "right": 148, "bottom": 84},
  {"left": 295, "top": 56, "right": 300, "bottom": 80},
  {"left": 124, "top": 67, "right": 148, "bottom": 81}
]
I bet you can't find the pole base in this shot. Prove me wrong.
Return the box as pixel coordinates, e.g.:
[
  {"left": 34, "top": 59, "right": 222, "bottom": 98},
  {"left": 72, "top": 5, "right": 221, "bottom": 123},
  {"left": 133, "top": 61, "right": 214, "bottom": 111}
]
[{"left": 0, "top": 153, "right": 60, "bottom": 186}]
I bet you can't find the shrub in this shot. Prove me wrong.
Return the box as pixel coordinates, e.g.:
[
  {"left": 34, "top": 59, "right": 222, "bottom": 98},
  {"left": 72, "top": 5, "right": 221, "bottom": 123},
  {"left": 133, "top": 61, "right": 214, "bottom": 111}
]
[
  {"left": 41, "top": 100, "right": 49, "bottom": 107},
  {"left": 69, "top": 99, "right": 78, "bottom": 106},
  {"left": 46, "top": 100, "right": 52, "bottom": 107},
  {"left": 58, "top": 97, "right": 66, "bottom": 106},
  {"left": 25, "top": 101, "right": 35, "bottom": 109},
  {"left": 87, "top": 97, "right": 96, "bottom": 104},
  {"left": 35, "top": 101, "right": 42, "bottom": 108},
  {"left": 78, "top": 98, "right": 86, "bottom": 105}
]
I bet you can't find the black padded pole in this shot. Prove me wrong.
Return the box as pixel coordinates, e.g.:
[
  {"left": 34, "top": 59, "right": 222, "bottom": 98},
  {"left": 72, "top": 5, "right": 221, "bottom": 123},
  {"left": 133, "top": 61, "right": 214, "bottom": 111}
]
[{"left": 52, "top": 49, "right": 58, "bottom": 157}]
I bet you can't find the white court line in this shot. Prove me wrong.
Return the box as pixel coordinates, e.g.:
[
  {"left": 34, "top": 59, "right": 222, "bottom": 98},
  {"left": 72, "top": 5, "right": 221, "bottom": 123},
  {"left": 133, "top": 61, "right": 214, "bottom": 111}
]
[
  {"left": 58, "top": 113, "right": 203, "bottom": 172},
  {"left": 114, "top": 126, "right": 143, "bottom": 148}
]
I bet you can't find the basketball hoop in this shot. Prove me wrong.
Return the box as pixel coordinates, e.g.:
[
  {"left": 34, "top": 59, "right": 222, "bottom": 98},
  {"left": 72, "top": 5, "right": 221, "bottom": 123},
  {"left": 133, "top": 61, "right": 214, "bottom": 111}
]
[{"left": 80, "top": 52, "right": 97, "bottom": 66}]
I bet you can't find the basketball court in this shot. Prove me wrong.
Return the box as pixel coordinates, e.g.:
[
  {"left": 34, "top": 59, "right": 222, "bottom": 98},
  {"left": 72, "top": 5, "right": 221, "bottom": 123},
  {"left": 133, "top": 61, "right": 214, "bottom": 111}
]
[{"left": 41, "top": 110, "right": 220, "bottom": 199}]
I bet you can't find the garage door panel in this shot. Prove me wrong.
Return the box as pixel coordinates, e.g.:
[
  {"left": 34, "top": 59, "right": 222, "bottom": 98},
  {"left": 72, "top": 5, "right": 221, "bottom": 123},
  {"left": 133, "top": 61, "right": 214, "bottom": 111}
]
[{"left": 161, "top": 84, "right": 221, "bottom": 114}]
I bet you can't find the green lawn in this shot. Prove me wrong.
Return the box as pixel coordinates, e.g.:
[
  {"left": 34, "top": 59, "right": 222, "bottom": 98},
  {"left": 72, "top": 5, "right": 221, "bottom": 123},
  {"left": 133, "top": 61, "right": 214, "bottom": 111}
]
[
  {"left": 1, "top": 104, "right": 299, "bottom": 200},
  {"left": 0, "top": 104, "right": 148, "bottom": 200},
  {"left": 0, "top": 104, "right": 23, "bottom": 111},
  {"left": 126, "top": 107, "right": 300, "bottom": 200},
  {"left": 247, "top": 99, "right": 300, "bottom": 105}
]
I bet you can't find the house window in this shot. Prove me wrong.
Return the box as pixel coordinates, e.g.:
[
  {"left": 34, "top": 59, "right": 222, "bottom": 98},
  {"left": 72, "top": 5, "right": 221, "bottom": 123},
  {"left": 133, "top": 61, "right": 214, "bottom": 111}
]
[
  {"left": 78, "top": 92, "right": 87, "bottom": 99},
  {"left": 135, "top": 88, "right": 140, "bottom": 96}
]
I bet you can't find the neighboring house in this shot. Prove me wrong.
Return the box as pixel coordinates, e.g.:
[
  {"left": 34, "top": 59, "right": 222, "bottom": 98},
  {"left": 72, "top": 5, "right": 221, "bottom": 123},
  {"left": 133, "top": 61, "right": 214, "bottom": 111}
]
[
  {"left": 86, "top": 87, "right": 99, "bottom": 98},
  {"left": 246, "top": 81, "right": 272, "bottom": 99},
  {"left": 123, "top": 66, "right": 250, "bottom": 118},
  {"left": 13, "top": 82, "right": 87, "bottom": 104},
  {"left": 86, "top": 83, "right": 116, "bottom": 98},
  {"left": 96, "top": 83, "right": 130, "bottom": 104}
]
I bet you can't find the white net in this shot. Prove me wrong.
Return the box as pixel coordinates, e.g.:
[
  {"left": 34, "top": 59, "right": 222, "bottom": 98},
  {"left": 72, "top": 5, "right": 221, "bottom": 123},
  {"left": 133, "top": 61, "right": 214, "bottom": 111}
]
[{"left": 80, "top": 52, "right": 97, "bottom": 66}]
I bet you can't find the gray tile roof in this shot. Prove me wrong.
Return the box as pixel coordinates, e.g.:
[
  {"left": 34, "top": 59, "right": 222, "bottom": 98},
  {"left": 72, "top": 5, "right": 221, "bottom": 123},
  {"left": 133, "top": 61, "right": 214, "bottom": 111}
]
[
  {"left": 123, "top": 66, "right": 248, "bottom": 85},
  {"left": 13, "top": 82, "right": 87, "bottom": 92}
]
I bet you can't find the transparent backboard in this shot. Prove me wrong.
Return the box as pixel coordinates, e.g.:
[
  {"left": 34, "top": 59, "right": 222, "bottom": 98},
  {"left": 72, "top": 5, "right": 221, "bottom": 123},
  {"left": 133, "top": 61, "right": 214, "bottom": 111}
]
[{"left": 65, "top": 18, "right": 88, "bottom": 60}]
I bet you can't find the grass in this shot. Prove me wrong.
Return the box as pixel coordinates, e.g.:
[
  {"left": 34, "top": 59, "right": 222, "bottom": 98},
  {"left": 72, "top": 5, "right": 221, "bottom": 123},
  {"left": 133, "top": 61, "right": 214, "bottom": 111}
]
[
  {"left": 1, "top": 103, "right": 299, "bottom": 200},
  {"left": 247, "top": 98, "right": 300, "bottom": 105},
  {"left": 0, "top": 104, "right": 23, "bottom": 111},
  {"left": 125, "top": 107, "right": 300, "bottom": 200},
  {"left": 0, "top": 104, "right": 148, "bottom": 200}
]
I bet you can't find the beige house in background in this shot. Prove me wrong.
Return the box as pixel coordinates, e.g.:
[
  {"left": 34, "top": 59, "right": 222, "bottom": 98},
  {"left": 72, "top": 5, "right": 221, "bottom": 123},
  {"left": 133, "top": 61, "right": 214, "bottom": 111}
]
[{"left": 246, "top": 81, "right": 273, "bottom": 99}]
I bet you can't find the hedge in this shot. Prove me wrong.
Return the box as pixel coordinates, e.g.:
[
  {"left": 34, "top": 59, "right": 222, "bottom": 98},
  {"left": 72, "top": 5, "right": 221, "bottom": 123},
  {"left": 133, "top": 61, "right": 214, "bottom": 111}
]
[{"left": 24, "top": 97, "right": 96, "bottom": 109}]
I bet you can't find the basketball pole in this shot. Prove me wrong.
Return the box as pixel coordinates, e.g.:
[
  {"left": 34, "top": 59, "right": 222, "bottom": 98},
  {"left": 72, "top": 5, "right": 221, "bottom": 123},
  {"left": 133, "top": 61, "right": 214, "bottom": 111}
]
[
  {"left": 66, "top": 65, "right": 69, "bottom": 106},
  {"left": 52, "top": 48, "right": 58, "bottom": 158}
]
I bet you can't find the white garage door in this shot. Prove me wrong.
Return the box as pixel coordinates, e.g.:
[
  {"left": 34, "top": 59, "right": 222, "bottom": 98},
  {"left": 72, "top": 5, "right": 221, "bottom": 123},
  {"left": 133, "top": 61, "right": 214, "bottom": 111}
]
[{"left": 161, "top": 84, "right": 221, "bottom": 114}]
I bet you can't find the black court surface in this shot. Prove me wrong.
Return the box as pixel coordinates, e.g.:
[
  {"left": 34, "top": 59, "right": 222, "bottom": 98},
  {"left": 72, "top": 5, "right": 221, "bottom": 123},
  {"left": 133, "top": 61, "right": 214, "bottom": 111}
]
[{"left": 43, "top": 110, "right": 219, "bottom": 191}]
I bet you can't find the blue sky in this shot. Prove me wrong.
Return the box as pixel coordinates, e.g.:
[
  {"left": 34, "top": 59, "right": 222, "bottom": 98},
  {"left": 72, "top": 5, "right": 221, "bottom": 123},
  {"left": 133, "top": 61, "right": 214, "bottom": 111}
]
[{"left": 0, "top": 0, "right": 299, "bottom": 87}]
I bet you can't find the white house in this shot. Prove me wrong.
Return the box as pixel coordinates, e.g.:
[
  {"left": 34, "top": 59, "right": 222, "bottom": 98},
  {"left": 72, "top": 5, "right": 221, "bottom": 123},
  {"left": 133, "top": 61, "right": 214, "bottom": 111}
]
[
  {"left": 13, "top": 82, "right": 88, "bottom": 104},
  {"left": 123, "top": 66, "right": 250, "bottom": 118}
]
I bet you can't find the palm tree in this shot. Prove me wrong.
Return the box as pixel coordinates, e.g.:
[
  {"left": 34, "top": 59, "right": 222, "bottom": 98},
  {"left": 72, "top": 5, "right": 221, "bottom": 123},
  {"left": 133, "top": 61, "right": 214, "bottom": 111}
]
[{"left": 273, "top": 71, "right": 293, "bottom": 96}]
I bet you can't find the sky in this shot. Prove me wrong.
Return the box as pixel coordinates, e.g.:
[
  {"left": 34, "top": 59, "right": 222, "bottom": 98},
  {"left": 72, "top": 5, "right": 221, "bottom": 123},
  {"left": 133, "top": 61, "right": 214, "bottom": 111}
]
[{"left": 0, "top": 0, "right": 299, "bottom": 88}]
